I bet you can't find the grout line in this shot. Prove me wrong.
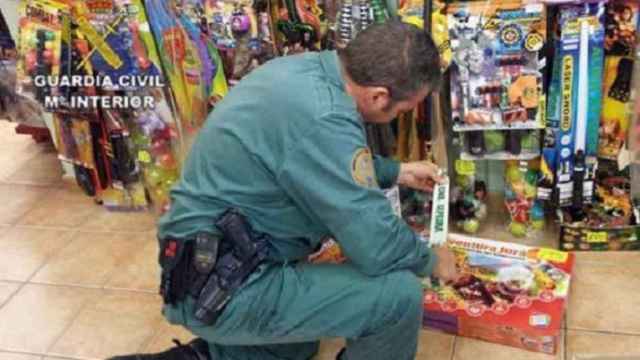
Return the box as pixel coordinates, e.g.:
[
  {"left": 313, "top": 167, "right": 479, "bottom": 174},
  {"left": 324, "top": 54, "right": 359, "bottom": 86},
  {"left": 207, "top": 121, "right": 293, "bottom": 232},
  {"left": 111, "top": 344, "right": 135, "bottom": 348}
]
[
  {"left": 564, "top": 327, "right": 568, "bottom": 360},
  {"left": 0, "top": 281, "right": 27, "bottom": 311},
  {"left": 9, "top": 186, "right": 61, "bottom": 226},
  {"left": 450, "top": 336, "right": 457, "bottom": 360},
  {"left": 565, "top": 327, "right": 640, "bottom": 337},
  {"left": 44, "top": 288, "right": 107, "bottom": 358},
  {"left": 24, "top": 230, "right": 80, "bottom": 284},
  {"left": 24, "top": 281, "right": 159, "bottom": 295}
]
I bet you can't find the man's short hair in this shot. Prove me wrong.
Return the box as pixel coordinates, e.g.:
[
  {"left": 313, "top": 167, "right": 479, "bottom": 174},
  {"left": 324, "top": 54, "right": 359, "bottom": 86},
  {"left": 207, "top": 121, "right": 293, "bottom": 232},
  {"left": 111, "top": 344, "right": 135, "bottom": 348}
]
[{"left": 338, "top": 21, "right": 443, "bottom": 102}]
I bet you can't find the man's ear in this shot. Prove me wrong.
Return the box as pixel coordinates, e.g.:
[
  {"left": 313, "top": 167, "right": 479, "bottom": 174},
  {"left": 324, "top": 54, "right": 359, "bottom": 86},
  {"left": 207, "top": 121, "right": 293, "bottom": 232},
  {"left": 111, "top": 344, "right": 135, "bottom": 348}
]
[{"left": 368, "top": 86, "right": 391, "bottom": 110}]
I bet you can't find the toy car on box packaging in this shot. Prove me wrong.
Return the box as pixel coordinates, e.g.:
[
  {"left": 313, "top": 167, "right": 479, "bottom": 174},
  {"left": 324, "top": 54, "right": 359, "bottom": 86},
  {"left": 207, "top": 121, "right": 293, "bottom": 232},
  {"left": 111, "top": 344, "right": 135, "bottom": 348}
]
[{"left": 423, "top": 233, "right": 574, "bottom": 355}]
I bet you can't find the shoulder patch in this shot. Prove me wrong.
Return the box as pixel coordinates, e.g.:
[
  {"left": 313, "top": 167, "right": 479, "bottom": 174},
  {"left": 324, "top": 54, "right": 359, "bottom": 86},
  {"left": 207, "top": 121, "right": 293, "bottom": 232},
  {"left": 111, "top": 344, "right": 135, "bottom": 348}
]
[{"left": 351, "top": 148, "right": 378, "bottom": 188}]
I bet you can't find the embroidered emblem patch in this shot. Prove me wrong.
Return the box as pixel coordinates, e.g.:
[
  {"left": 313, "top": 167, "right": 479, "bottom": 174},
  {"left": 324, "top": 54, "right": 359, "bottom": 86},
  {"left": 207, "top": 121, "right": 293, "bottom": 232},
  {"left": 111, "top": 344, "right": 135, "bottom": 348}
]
[{"left": 351, "top": 148, "right": 378, "bottom": 188}]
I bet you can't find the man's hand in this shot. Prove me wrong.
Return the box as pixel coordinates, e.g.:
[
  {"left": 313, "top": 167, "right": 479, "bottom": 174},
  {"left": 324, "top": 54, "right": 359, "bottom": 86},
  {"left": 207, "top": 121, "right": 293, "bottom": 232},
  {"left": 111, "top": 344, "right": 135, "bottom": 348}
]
[
  {"left": 397, "top": 161, "right": 446, "bottom": 192},
  {"left": 432, "top": 246, "right": 460, "bottom": 283}
]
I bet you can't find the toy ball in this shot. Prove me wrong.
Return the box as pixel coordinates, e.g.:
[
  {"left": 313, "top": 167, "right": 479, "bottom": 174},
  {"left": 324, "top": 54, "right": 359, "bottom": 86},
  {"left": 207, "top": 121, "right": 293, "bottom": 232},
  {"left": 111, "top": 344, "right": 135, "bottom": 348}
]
[
  {"left": 484, "top": 131, "right": 505, "bottom": 152},
  {"left": 45, "top": 31, "right": 55, "bottom": 41},
  {"left": 138, "top": 56, "right": 151, "bottom": 69},
  {"left": 43, "top": 49, "right": 54, "bottom": 62},
  {"left": 455, "top": 174, "right": 470, "bottom": 188},
  {"left": 509, "top": 222, "right": 527, "bottom": 237},
  {"left": 506, "top": 166, "right": 522, "bottom": 183},
  {"left": 25, "top": 52, "right": 37, "bottom": 71},
  {"left": 524, "top": 183, "right": 537, "bottom": 199},
  {"left": 531, "top": 219, "right": 545, "bottom": 230},
  {"left": 146, "top": 167, "right": 164, "bottom": 186},
  {"left": 525, "top": 169, "right": 538, "bottom": 185},
  {"left": 44, "top": 41, "right": 54, "bottom": 50},
  {"left": 463, "top": 218, "right": 480, "bottom": 234},
  {"left": 530, "top": 203, "right": 545, "bottom": 220},
  {"left": 521, "top": 132, "right": 537, "bottom": 151},
  {"left": 158, "top": 153, "right": 177, "bottom": 169},
  {"left": 475, "top": 203, "right": 488, "bottom": 220},
  {"left": 230, "top": 12, "right": 251, "bottom": 33}
]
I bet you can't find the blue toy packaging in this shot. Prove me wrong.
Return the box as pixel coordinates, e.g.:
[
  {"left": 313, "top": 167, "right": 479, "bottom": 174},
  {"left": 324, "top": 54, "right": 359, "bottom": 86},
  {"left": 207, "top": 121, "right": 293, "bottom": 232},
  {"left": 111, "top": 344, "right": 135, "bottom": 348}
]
[{"left": 539, "top": 1, "right": 606, "bottom": 208}]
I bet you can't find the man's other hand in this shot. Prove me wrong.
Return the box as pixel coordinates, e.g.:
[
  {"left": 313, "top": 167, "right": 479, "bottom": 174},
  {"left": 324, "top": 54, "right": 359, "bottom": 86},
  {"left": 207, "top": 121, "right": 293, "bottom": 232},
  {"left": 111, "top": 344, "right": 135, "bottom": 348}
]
[
  {"left": 397, "top": 161, "right": 446, "bottom": 192},
  {"left": 432, "top": 246, "right": 460, "bottom": 283}
]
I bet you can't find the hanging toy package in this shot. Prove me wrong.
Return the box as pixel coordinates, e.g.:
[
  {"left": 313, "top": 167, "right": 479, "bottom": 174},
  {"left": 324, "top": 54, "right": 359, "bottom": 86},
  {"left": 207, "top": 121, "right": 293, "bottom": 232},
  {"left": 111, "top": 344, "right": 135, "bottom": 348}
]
[{"left": 447, "top": 1, "right": 546, "bottom": 161}]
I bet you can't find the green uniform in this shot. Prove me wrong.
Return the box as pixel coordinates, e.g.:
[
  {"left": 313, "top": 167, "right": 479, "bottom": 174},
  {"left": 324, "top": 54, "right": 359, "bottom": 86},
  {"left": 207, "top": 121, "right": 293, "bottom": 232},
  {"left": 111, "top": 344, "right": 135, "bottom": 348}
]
[{"left": 158, "top": 50, "right": 436, "bottom": 360}]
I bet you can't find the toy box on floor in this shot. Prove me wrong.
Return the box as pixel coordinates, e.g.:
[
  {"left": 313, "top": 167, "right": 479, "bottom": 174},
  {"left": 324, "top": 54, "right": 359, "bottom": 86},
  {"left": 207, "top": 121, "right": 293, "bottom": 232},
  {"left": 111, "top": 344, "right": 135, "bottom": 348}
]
[{"left": 423, "top": 233, "right": 574, "bottom": 355}]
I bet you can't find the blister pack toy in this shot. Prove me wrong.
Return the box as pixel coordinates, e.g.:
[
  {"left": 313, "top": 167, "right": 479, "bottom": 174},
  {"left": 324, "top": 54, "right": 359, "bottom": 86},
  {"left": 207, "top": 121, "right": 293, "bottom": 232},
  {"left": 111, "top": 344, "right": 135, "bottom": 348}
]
[
  {"left": 598, "top": 1, "right": 639, "bottom": 160},
  {"left": 539, "top": 1, "right": 606, "bottom": 209},
  {"left": 423, "top": 234, "right": 574, "bottom": 355},
  {"left": 15, "top": 0, "right": 70, "bottom": 107},
  {"left": 504, "top": 161, "right": 545, "bottom": 237},
  {"left": 447, "top": 2, "right": 547, "bottom": 135}
]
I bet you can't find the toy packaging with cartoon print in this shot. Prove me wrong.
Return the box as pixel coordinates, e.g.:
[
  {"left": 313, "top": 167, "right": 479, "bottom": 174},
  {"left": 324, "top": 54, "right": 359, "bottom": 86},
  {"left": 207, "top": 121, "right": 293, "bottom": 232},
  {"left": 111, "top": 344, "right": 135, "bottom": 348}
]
[{"left": 423, "top": 233, "right": 574, "bottom": 355}]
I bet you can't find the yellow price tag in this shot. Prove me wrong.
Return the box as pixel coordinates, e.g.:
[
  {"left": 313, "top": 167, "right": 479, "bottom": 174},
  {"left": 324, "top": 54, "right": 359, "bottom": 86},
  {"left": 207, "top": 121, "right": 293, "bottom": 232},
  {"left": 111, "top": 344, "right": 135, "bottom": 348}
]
[
  {"left": 138, "top": 150, "right": 151, "bottom": 163},
  {"left": 538, "top": 248, "right": 569, "bottom": 263},
  {"left": 586, "top": 231, "right": 608, "bottom": 243},
  {"left": 455, "top": 160, "right": 476, "bottom": 176}
]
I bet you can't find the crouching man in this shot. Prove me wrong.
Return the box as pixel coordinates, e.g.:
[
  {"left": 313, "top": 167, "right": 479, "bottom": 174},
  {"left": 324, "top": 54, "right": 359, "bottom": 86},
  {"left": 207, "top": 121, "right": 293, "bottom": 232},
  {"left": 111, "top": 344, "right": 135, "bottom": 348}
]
[{"left": 110, "top": 21, "right": 459, "bottom": 360}]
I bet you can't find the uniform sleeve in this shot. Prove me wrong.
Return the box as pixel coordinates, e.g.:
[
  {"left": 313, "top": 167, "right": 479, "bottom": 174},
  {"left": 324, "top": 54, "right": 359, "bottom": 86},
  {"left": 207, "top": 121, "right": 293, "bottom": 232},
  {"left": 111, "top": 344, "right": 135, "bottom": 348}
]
[
  {"left": 372, "top": 155, "right": 400, "bottom": 189},
  {"left": 277, "top": 113, "right": 436, "bottom": 277}
]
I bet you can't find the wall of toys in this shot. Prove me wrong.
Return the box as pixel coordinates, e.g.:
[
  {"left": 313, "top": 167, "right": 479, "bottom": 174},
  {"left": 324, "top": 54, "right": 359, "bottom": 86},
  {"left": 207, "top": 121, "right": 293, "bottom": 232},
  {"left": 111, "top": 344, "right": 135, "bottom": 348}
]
[
  {"left": 7, "top": 0, "right": 640, "bottom": 251},
  {"left": 426, "top": 0, "right": 640, "bottom": 252}
]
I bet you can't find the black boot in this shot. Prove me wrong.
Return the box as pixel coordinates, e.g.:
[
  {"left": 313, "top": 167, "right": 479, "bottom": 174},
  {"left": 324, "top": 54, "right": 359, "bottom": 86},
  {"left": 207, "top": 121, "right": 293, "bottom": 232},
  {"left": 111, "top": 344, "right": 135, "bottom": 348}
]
[{"left": 107, "top": 339, "right": 211, "bottom": 360}]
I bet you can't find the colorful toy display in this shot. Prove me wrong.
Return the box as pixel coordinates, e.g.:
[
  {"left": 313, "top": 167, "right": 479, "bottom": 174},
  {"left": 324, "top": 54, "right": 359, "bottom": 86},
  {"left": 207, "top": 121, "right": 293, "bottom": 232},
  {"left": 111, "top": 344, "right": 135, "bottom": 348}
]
[
  {"left": 423, "top": 234, "right": 574, "bottom": 355},
  {"left": 504, "top": 161, "right": 545, "bottom": 237},
  {"left": 446, "top": 1, "right": 546, "bottom": 159}
]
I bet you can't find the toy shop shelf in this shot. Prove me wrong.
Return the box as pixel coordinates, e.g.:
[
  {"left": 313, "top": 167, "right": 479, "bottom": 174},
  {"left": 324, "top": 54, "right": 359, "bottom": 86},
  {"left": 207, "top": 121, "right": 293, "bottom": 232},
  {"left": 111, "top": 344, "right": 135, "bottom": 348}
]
[
  {"left": 453, "top": 124, "right": 545, "bottom": 132},
  {"left": 460, "top": 152, "right": 540, "bottom": 161}
]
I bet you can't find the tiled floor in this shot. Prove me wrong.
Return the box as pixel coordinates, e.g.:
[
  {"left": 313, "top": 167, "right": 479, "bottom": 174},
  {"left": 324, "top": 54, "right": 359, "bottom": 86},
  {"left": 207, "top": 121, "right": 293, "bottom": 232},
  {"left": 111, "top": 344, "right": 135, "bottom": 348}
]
[{"left": 0, "top": 121, "right": 639, "bottom": 360}]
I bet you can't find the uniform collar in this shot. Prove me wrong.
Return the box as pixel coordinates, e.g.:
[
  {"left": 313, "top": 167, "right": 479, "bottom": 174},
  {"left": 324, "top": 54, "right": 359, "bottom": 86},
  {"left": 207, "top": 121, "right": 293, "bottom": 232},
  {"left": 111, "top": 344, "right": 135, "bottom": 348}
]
[{"left": 319, "top": 50, "right": 346, "bottom": 91}]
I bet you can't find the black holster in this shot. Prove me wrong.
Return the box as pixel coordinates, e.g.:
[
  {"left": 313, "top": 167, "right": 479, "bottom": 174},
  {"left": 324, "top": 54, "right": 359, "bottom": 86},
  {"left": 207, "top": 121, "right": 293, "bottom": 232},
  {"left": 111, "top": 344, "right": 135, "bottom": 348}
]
[{"left": 158, "top": 209, "right": 270, "bottom": 325}]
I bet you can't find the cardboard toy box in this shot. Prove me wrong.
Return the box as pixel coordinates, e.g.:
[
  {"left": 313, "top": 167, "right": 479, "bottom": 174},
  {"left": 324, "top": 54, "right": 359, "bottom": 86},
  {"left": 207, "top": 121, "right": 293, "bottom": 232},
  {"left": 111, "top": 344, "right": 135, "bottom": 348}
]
[{"left": 423, "top": 234, "right": 575, "bottom": 355}]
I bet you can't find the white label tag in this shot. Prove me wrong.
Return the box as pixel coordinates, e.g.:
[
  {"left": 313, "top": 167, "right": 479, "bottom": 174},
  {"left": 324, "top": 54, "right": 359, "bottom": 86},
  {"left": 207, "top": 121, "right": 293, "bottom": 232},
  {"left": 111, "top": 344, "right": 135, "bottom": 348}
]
[{"left": 429, "top": 179, "right": 450, "bottom": 246}]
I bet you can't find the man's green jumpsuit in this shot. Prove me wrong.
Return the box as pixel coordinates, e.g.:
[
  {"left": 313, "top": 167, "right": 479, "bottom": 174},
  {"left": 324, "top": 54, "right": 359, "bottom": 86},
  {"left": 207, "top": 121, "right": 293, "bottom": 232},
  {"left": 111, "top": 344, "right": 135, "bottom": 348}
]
[{"left": 158, "top": 50, "right": 437, "bottom": 360}]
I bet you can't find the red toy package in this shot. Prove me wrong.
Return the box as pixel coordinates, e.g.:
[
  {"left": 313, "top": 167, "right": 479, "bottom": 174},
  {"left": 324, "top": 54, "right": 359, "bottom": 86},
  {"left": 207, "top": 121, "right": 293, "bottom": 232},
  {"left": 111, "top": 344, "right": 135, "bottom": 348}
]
[{"left": 423, "top": 233, "right": 574, "bottom": 355}]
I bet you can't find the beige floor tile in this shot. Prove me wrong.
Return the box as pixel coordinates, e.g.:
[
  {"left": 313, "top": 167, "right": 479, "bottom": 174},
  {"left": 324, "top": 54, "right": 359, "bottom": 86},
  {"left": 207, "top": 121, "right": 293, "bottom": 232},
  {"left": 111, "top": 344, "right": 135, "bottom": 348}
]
[
  {"left": 5, "top": 149, "right": 63, "bottom": 186},
  {"left": 574, "top": 251, "right": 640, "bottom": 266},
  {"left": 31, "top": 231, "right": 148, "bottom": 288},
  {"left": 0, "top": 184, "right": 50, "bottom": 225},
  {"left": 0, "top": 282, "right": 20, "bottom": 307},
  {"left": 0, "top": 123, "right": 46, "bottom": 182},
  {"left": 452, "top": 336, "right": 562, "bottom": 360},
  {"left": 567, "top": 261, "right": 640, "bottom": 334},
  {"left": 0, "top": 227, "right": 75, "bottom": 282},
  {"left": 105, "top": 234, "right": 160, "bottom": 292},
  {"left": 315, "top": 338, "right": 345, "bottom": 360},
  {"left": 49, "top": 291, "right": 165, "bottom": 359},
  {"left": 143, "top": 323, "right": 196, "bottom": 353},
  {"left": 0, "top": 284, "right": 101, "bottom": 353},
  {"left": 566, "top": 330, "right": 640, "bottom": 360},
  {"left": 416, "top": 329, "right": 455, "bottom": 360},
  {"left": 79, "top": 210, "right": 157, "bottom": 233},
  {"left": 0, "top": 352, "right": 42, "bottom": 360},
  {"left": 17, "top": 188, "right": 99, "bottom": 228}
]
